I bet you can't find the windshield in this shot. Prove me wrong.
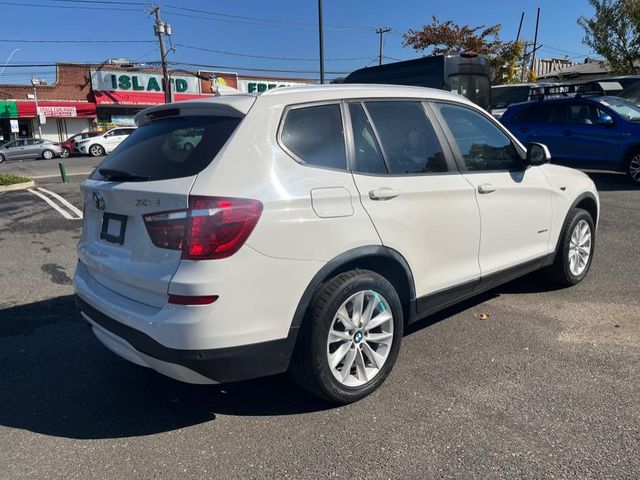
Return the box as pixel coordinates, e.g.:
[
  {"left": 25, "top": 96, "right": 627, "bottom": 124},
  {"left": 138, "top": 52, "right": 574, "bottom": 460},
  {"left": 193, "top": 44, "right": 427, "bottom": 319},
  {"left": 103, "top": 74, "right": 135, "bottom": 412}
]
[
  {"left": 599, "top": 97, "right": 640, "bottom": 122},
  {"left": 90, "top": 115, "right": 242, "bottom": 182},
  {"left": 491, "top": 86, "right": 531, "bottom": 109},
  {"left": 619, "top": 82, "right": 640, "bottom": 105},
  {"left": 448, "top": 75, "right": 490, "bottom": 110}
]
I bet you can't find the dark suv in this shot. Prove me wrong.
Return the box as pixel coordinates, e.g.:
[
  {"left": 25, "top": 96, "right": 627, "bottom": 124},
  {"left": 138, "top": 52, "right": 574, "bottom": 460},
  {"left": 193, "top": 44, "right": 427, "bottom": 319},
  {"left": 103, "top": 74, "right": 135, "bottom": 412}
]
[{"left": 501, "top": 95, "right": 640, "bottom": 184}]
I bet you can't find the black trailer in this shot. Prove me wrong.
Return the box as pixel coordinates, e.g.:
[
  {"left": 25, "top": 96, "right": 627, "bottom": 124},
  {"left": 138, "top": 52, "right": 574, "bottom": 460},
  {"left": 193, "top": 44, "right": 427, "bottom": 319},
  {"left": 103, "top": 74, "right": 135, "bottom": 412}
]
[{"left": 344, "top": 53, "right": 492, "bottom": 110}]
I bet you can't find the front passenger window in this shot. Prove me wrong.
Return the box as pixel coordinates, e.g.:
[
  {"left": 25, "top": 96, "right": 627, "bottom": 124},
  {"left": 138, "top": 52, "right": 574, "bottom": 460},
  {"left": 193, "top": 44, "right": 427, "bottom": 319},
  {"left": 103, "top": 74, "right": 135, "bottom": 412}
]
[{"left": 435, "top": 103, "right": 523, "bottom": 171}]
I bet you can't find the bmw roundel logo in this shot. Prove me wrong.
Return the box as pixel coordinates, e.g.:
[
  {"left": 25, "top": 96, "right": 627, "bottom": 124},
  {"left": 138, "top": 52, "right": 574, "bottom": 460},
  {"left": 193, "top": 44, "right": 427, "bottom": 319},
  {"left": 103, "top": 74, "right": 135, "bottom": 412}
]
[
  {"left": 93, "top": 191, "right": 105, "bottom": 211},
  {"left": 354, "top": 331, "right": 363, "bottom": 343}
]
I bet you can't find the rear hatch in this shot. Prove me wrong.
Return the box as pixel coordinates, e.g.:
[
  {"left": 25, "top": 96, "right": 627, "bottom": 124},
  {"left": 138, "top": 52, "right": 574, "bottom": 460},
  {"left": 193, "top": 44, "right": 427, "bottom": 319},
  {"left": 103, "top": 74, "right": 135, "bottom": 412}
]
[{"left": 78, "top": 96, "right": 255, "bottom": 308}]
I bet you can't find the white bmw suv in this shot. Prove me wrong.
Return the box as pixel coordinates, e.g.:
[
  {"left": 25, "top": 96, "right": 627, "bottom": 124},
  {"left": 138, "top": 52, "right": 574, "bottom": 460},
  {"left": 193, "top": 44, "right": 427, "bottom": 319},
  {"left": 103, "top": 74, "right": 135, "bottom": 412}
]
[
  {"left": 74, "top": 85, "right": 599, "bottom": 403},
  {"left": 76, "top": 126, "right": 136, "bottom": 157}
]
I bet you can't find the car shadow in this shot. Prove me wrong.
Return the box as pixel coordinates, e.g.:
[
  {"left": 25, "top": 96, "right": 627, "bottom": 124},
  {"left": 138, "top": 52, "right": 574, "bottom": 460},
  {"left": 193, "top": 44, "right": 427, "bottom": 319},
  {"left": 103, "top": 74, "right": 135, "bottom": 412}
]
[
  {"left": 584, "top": 170, "right": 638, "bottom": 191},
  {"left": 0, "top": 272, "right": 563, "bottom": 440},
  {"left": 0, "top": 295, "right": 330, "bottom": 440}
]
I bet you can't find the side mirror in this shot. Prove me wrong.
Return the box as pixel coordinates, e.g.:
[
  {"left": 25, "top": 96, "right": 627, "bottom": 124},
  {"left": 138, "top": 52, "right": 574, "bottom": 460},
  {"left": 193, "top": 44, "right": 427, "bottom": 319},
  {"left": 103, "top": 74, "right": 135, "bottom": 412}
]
[
  {"left": 526, "top": 142, "right": 551, "bottom": 166},
  {"left": 597, "top": 113, "right": 614, "bottom": 126}
]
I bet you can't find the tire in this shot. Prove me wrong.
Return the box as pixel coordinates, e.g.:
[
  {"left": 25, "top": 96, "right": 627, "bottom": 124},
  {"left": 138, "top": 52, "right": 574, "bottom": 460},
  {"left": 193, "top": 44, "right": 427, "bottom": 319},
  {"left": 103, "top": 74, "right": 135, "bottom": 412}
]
[
  {"left": 42, "top": 149, "right": 55, "bottom": 160},
  {"left": 627, "top": 150, "right": 640, "bottom": 185},
  {"left": 0, "top": 153, "right": 4, "bottom": 164},
  {"left": 545, "top": 208, "right": 595, "bottom": 287},
  {"left": 89, "top": 144, "right": 105, "bottom": 157},
  {"left": 290, "top": 269, "right": 403, "bottom": 404},
  {"left": 60, "top": 148, "right": 70, "bottom": 158}
]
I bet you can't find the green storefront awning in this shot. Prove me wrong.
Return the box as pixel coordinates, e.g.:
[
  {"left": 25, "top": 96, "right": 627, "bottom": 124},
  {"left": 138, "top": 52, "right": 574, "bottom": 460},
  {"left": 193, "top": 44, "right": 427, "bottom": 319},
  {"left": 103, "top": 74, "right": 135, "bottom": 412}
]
[{"left": 0, "top": 101, "right": 18, "bottom": 119}]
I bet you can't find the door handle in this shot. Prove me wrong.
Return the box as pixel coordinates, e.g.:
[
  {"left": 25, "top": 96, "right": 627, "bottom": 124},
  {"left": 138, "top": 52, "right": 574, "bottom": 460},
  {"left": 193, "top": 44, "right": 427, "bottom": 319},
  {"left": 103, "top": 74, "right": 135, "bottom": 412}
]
[
  {"left": 477, "top": 183, "right": 497, "bottom": 194},
  {"left": 369, "top": 188, "right": 400, "bottom": 201}
]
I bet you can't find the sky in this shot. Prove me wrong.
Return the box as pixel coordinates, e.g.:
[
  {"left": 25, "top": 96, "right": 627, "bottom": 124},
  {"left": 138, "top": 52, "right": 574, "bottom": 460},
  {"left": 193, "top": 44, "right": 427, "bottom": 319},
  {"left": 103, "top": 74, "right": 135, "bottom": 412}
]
[{"left": 0, "top": 0, "right": 596, "bottom": 85}]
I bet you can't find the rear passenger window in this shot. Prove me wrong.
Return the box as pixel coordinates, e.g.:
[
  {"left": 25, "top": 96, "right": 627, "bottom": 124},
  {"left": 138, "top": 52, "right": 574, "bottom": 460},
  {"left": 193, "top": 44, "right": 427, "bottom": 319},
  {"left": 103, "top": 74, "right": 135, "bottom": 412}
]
[
  {"left": 349, "top": 103, "right": 387, "bottom": 174},
  {"left": 364, "top": 101, "right": 448, "bottom": 174},
  {"left": 281, "top": 104, "right": 347, "bottom": 170}
]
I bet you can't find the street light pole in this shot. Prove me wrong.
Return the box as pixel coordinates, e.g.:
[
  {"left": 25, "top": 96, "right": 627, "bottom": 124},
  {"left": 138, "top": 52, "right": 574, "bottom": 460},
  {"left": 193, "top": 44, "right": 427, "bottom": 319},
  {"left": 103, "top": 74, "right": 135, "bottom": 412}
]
[
  {"left": 318, "top": 0, "right": 325, "bottom": 84},
  {"left": 31, "top": 76, "right": 42, "bottom": 139}
]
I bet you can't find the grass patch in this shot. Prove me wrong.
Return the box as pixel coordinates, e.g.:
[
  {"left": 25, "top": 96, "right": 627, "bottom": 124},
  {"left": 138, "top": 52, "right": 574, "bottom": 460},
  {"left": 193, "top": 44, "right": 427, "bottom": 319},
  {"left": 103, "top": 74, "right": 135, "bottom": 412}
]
[{"left": 0, "top": 173, "right": 31, "bottom": 186}]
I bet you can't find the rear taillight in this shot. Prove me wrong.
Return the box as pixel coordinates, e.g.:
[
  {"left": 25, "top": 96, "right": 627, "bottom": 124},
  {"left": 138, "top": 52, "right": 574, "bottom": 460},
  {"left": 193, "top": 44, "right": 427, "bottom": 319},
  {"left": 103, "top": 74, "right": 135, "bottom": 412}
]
[{"left": 143, "top": 196, "right": 262, "bottom": 260}]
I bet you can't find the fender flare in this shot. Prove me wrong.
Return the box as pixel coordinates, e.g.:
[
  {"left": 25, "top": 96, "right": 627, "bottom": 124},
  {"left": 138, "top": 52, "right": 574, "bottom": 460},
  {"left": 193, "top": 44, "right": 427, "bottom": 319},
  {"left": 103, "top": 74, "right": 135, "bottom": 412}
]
[
  {"left": 548, "top": 191, "right": 599, "bottom": 265},
  {"left": 288, "top": 245, "right": 416, "bottom": 332}
]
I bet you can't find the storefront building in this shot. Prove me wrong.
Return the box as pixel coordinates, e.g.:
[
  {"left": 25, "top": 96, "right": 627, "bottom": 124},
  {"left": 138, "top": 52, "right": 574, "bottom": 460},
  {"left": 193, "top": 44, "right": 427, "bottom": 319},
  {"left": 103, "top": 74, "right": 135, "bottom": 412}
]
[
  {"left": 0, "top": 63, "right": 316, "bottom": 142},
  {"left": 0, "top": 64, "right": 96, "bottom": 142}
]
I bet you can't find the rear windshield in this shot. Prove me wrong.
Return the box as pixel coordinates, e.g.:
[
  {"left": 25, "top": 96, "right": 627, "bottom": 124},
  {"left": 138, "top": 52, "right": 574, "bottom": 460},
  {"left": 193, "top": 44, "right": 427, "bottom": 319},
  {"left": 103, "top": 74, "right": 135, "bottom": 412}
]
[{"left": 90, "top": 115, "right": 241, "bottom": 182}]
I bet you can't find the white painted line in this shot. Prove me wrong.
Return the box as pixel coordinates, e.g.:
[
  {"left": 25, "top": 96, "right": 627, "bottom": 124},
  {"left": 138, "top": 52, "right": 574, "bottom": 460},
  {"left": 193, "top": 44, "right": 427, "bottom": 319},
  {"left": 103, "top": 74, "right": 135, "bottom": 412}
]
[
  {"left": 37, "top": 187, "right": 83, "bottom": 219},
  {"left": 27, "top": 189, "right": 75, "bottom": 220}
]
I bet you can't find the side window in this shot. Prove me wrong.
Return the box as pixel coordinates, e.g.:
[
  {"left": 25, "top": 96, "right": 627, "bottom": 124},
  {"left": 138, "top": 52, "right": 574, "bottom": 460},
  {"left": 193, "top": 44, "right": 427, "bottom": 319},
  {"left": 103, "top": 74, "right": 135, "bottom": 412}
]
[
  {"left": 435, "top": 103, "right": 524, "bottom": 172},
  {"left": 348, "top": 103, "right": 387, "bottom": 174},
  {"left": 281, "top": 103, "right": 347, "bottom": 170},
  {"left": 4, "top": 141, "right": 16, "bottom": 148},
  {"left": 512, "top": 105, "right": 547, "bottom": 123},
  {"left": 364, "top": 101, "right": 448, "bottom": 174},
  {"left": 566, "top": 104, "right": 601, "bottom": 125}
]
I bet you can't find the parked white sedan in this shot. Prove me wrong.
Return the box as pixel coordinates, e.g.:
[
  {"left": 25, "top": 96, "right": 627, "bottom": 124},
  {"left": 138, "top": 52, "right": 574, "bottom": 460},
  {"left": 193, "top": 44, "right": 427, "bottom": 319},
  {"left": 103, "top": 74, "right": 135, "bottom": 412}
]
[{"left": 76, "top": 127, "right": 136, "bottom": 157}]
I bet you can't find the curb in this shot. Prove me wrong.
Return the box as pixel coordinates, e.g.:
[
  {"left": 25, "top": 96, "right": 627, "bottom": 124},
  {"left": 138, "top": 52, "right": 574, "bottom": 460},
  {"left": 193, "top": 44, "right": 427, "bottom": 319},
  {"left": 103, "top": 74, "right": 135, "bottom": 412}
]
[{"left": 0, "top": 180, "right": 36, "bottom": 192}]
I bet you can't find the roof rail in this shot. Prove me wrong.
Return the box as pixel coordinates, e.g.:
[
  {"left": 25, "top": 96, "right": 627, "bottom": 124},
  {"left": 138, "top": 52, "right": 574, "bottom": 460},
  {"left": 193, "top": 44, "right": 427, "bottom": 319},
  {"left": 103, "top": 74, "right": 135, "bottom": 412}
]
[{"left": 529, "top": 80, "right": 624, "bottom": 102}]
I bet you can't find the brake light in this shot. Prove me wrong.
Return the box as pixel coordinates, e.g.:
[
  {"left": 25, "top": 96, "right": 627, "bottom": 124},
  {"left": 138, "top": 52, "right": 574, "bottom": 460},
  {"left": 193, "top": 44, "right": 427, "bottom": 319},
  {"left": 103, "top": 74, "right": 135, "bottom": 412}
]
[{"left": 143, "top": 196, "right": 262, "bottom": 260}]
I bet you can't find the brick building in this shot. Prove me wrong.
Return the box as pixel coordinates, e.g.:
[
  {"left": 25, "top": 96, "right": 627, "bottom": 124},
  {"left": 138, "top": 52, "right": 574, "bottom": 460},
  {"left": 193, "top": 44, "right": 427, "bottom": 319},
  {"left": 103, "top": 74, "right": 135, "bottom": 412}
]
[{"left": 0, "top": 62, "right": 314, "bottom": 143}]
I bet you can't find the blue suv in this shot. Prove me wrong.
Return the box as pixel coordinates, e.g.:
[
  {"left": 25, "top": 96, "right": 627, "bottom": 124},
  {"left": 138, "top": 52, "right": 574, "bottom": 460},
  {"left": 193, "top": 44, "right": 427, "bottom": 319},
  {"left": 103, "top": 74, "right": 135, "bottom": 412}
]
[{"left": 501, "top": 95, "right": 640, "bottom": 184}]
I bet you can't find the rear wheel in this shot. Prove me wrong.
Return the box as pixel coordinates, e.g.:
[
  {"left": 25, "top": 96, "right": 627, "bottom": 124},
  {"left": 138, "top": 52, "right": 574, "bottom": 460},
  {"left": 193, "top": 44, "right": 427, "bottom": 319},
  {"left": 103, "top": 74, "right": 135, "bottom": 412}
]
[
  {"left": 0, "top": 153, "right": 4, "bottom": 164},
  {"left": 546, "top": 208, "right": 595, "bottom": 286},
  {"left": 627, "top": 151, "right": 640, "bottom": 185},
  {"left": 42, "top": 149, "right": 54, "bottom": 160},
  {"left": 290, "top": 270, "right": 403, "bottom": 404},
  {"left": 60, "top": 147, "right": 70, "bottom": 158},
  {"left": 89, "top": 144, "right": 105, "bottom": 157}
]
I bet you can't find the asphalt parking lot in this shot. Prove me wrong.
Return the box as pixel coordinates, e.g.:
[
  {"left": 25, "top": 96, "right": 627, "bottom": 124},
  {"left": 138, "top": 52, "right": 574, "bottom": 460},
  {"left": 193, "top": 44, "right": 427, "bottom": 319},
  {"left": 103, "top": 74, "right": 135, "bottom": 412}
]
[{"left": 0, "top": 170, "right": 638, "bottom": 479}]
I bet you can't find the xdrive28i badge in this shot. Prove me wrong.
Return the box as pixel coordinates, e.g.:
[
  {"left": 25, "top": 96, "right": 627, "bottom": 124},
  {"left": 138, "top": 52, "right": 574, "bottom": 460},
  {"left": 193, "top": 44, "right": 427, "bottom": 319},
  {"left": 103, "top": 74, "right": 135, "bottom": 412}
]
[{"left": 92, "top": 191, "right": 105, "bottom": 211}]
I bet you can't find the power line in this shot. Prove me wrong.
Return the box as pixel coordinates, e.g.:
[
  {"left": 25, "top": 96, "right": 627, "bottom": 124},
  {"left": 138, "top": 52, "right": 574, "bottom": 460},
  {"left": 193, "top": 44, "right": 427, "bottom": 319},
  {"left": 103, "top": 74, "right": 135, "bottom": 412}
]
[
  {"left": 163, "top": 60, "right": 352, "bottom": 75},
  {"left": 0, "top": 38, "right": 153, "bottom": 44},
  {"left": 163, "top": 8, "right": 378, "bottom": 31},
  {"left": 46, "top": 0, "right": 145, "bottom": 4},
  {"left": 0, "top": 1, "right": 139, "bottom": 11},
  {"left": 174, "top": 44, "right": 372, "bottom": 62}
]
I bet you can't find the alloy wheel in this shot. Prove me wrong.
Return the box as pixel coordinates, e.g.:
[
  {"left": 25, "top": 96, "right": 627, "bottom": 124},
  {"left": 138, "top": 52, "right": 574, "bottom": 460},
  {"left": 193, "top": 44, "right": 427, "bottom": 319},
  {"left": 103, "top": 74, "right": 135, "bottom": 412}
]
[
  {"left": 90, "top": 145, "right": 103, "bottom": 156},
  {"left": 568, "top": 219, "right": 592, "bottom": 276},
  {"left": 630, "top": 154, "right": 640, "bottom": 184},
  {"left": 60, "top": 148, "right": 70, "bottom": 158},
  {"left": 326, "top": 290, "right": 394, "bottom": 387},
  {"left": 43, "top": 150, "right": 54, "bottom": 160}
]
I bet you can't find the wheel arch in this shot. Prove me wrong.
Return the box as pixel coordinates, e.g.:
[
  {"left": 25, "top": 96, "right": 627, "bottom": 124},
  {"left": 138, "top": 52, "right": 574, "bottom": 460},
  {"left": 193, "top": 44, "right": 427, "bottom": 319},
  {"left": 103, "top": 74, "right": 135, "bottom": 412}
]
[
  {"left": 550, "top": 191, "right": 599, "bottom": 262},
  {"left": 290, "top": 246, "right": 416, "bottom": 335},
  {"left": 621, "top": 143, "right": 640, "bottom": 171}
]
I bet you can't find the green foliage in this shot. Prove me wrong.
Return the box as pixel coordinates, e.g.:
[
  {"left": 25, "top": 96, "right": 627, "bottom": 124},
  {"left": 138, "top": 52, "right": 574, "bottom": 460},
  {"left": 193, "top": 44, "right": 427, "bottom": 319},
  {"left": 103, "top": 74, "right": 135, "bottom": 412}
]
[
  {"left": 578, "top": 0, "right": 640, "bottom": 74},
  {"left": 402, "top": 17, "right": 524, "bottom": 85},
  {"left": 0, "top": 173, "right": 31, "bottom": 186}
]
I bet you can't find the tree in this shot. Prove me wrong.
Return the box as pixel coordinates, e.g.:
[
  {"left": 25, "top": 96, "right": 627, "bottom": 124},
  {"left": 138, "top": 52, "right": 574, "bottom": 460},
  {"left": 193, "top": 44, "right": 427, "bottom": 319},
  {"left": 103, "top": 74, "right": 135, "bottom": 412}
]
[
  {"left": 578, "top": 0, "right": 640, "bottom": 74},
  {"left": 403, "top": 17, "right": 524, "bottom": 85}
]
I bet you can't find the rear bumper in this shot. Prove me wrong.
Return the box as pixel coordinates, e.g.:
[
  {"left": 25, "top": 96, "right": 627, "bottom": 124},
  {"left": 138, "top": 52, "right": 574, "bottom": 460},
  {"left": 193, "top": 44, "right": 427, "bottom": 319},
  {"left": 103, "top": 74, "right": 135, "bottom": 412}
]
[{"left": 76, "top": 295, "right": 298, "bottom": 383}]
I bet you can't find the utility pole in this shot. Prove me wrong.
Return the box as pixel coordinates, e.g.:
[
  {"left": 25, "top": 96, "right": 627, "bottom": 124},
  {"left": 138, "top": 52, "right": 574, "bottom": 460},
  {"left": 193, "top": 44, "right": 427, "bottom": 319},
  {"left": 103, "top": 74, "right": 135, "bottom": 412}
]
[
  {"left": 530, "top": 7, "right": 541, "bottom": 78},
  {"left": 151, "top": 5, "right": 172, "bottom": 103},
  {"left": 318, "top": 0, "right": 325, "bottom": 84},
  {"left": 376, "top": 27, "right": 391, "bottom": 65}
]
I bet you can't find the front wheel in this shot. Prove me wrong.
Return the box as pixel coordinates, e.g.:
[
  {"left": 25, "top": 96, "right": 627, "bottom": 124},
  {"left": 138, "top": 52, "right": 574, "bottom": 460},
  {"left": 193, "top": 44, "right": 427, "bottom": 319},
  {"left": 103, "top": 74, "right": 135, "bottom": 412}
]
[
  {"left": 42, "top": 149, "right": 55, "bottom": 160},
  {"left": 0, "top": 153, "right": 4, "bottom": 164},
  {"left": 60, "top": 148, "right": 70, "bottom": 158},
  {"left": 545, "top": 208, "right": 595, "bottom": 286},
  {"left": 290, "top": 270, "right": 403, "bottom": 404},
  {"left": 89, "top": 144, "right": 105, "bottom": 157},
  {"left": 627, "top": 152, "right": 640, "bottom": 185}
]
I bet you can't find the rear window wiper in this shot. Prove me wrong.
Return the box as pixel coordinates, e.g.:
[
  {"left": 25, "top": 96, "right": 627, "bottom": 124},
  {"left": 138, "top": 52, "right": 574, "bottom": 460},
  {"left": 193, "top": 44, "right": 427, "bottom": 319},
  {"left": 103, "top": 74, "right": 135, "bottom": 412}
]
[{"left": 99, "top": 168, "right": 151, "bottom": 182}]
